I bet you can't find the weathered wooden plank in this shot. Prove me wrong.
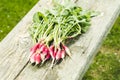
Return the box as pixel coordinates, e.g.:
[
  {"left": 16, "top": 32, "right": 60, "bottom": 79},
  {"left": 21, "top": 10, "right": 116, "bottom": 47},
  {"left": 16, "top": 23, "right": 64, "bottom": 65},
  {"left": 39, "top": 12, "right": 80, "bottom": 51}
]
[
  {"left": 0, "top": 0, "right": 49, "bottom": 80},
  {"left": 0, "top": 0, "right": 57, "bottom": 80},
  {"left": 15, "top": 0, "right": 120, "bottom": 80},
  {"left": 0, "top": 0, "right": 119, "bottom": 80}
]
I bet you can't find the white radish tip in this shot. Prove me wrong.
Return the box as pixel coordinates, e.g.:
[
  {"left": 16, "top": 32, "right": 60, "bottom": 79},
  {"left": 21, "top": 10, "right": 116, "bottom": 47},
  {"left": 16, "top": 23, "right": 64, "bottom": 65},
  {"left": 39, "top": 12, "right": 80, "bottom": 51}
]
[
  {"left": 30, "top": 53, "right": 36, "bottom": 63},
  {"left": 61, "top": 50, "right": 65, "bottom": 59},
  {"left": 30, "top": 58, "right": 35, "bottom": 63},
  {"left": 40, "top": 54, "right": 46, "bottom": 61},
  {"left": 36, "top": 61, "right": 40, "bottom": 65},
  {"left": 29, "top": 52, "right": 33, "bottom": 58}
]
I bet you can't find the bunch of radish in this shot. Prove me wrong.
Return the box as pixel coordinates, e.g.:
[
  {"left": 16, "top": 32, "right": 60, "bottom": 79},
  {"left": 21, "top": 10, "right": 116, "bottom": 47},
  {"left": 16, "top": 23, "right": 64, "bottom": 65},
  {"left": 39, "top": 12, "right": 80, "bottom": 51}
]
[
  {"left": 29, "top": 0, "right": 97, "bottom": 67},
  {"left": 29, "top": 41, "right": 70, "bottom": 66}
]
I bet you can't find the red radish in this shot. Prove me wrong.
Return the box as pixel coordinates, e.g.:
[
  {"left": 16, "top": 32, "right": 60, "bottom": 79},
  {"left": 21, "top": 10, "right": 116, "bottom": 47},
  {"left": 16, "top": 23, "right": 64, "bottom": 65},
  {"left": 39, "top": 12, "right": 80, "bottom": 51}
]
[
  {"left": 30, "top": 43, "right": 40, "bottom": 57},
  {"left": 40, "top": 53, "right": 46, "bottom": 61},
  {"left": 41, "top": 53, "right": 51, "bottom": 65},
  {"left": 53, "top": 48, "right": 58, "bottom": 58},
  {"left": 40, "top": 46, "right": 49, "bottom": 60},
  {"left": 40, "top": 44, "right": 47, "bottom": 52},
  {"left": 55, "top": 49, "right": 61, "bottom": 60},
  {"left": 35, "top": 54, "right": 41, "bottom": 64},
  {"left": 62, "top": 44, "right": 71, "bottom": 57},
  {"left": 30, "top": 53, "right": 36, "bottom": 63},
  {"left": 31, "top": 43, "right": 40, "bottom": 52},
  {"left": 35, "top": 49, "right": 41, "bottom": 54},
  {"left": 61, "top": 49, "right": 65, "bottom": 59},
  {"left": 42, "top": 47, "right": 49, "bottom": 55},
  {"left": 39, "top": 42, "right": 44, "bottom": 49},
  {"left": 45, "top": 53, "right": 51, "bottom": 60},
  {"left": 49, "top": 45, "right": 57, "bottom": 68},
  {"left": 49, "top": 45, "right": 55, "bottom": 59}
]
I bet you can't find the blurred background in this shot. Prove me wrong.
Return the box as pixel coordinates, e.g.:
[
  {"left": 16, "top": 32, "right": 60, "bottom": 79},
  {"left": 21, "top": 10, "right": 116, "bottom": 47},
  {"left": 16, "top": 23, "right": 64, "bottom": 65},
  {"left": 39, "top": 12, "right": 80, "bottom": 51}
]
[{"left": 0, "top": 0, "right": 119, "bottom": 80}]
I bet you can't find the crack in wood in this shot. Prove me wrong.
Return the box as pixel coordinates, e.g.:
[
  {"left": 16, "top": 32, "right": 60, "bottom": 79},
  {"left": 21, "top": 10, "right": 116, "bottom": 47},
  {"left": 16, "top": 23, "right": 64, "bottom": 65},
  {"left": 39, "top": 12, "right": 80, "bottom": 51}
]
[
  {"left": 82, "top": 37, "right": 93, "bottom": 54},
  {"left": 14, "top": 61, "right": 29, "bottom": 80}
]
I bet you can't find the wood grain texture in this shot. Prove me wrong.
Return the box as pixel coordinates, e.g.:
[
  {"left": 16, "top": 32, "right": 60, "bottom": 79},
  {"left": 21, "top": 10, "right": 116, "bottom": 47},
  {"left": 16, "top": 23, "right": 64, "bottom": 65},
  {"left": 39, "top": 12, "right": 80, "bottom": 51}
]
[
  {"left": 0, "top": 0, "right": 120, "bottom": 80},
  {"left": 0, "top": 0, "right": 47, "bottom": 80}
]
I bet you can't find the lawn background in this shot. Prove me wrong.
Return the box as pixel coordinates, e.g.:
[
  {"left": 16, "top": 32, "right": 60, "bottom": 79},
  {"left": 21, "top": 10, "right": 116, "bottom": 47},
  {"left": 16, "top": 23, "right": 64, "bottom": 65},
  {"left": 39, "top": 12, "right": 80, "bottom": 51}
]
[{"left": 0, "top": 0, "right": 120, "bottom": 80}]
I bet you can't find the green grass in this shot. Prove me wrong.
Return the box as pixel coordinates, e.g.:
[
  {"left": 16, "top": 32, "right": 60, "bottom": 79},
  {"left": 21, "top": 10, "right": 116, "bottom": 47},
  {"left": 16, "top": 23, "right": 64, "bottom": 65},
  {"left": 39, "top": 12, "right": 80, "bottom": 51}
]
[
  {"left": 83, "top": 16, "right": 120, "bottom": 80},
  {"left": 0, "top": 1, "right": 120, "bottom": 80},
  {"left": 83, "top": 50, "right": 120, "bottom": 80},
  {"left": 0, "top": 0, "right": 38, "bottom": 41},
  {"left": 103, "top": 16, "right": 120, "bottom": 49}
]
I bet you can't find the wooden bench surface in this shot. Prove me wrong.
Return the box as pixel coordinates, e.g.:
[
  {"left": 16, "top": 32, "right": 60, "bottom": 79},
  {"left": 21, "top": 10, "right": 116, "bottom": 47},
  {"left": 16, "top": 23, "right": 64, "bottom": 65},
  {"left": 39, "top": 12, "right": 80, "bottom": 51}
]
[{"left": 0, "top": 0, "right": 120, "bottom": 80}]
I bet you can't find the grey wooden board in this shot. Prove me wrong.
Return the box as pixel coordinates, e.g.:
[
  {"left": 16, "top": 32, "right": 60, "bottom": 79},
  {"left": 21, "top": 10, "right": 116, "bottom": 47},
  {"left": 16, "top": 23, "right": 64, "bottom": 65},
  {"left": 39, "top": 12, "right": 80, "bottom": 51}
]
[{"left": 0, "top": 0, "right": 120, "bottom": 80}]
